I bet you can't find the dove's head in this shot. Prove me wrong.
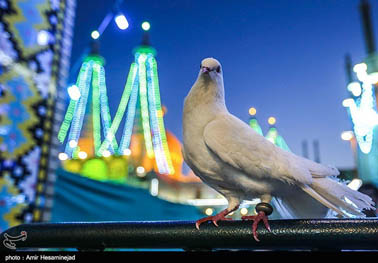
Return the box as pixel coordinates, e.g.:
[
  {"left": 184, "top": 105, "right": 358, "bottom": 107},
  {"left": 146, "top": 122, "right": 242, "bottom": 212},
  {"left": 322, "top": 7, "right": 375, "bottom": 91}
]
[
  {"left": 199, "top": 58, "right": 223, "bottom": 83},
  {"left": 189, "top": 57, "right": 225, "bottom": 104}
]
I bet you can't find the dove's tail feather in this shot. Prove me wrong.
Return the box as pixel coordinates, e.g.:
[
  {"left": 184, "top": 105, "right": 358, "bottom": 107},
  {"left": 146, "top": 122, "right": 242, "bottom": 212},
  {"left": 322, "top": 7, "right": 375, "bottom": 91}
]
[
  {"left": 273, "top": 177, "right": 375, "bottom": 219},
  {"left": 307, "top": 177, "right": 375, "bottom": 217}
]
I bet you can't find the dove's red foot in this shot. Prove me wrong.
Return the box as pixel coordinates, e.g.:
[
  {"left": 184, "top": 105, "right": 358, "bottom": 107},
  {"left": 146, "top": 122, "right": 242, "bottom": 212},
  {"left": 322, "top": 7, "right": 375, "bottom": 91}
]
[
  {"left": 242, "top": 202, "right": 273, "bottom": 242},
  {"left": 195, "top": 208, "right": 236, "bottom": 230},
  {"left": 242, "top": 211, "right": 271, "bottom": 242}
]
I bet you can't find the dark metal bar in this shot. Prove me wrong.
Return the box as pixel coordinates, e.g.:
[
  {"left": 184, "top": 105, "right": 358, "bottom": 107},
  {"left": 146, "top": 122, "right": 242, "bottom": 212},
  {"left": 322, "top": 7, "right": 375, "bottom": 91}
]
[{"left": 1, "top": 219, "right": 377, "bottom": 251}]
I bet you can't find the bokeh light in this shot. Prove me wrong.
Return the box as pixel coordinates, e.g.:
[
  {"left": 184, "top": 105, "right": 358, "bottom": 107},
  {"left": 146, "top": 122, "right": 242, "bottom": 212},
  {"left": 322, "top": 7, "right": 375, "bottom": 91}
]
[
  {"left": 248, "top": 107, "right": 257, "bottom": 116},
  {"left": 91, "top": 30, "right": 100, "bottom": 39},
  {"left": 268, "top": 117, "right": 276, "bottom": 125},
  {"left": 115, "top": 13, "right": 129, "bottom": 30},
  {"left": 141, "top": 21, "right": 150, "bottom": 31}
]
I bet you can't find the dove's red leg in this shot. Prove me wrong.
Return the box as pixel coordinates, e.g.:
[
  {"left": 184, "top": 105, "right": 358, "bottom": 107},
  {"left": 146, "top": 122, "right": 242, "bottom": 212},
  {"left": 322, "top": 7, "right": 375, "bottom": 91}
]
[
  {"left": 241, "top": 202, "right": 273, "bottom": 242},
  {"left": 195, "top": 205, "right": 239, "bottom": 230},
  {"left": 242, "top": 211, "right": 271, "bottom": 242}
]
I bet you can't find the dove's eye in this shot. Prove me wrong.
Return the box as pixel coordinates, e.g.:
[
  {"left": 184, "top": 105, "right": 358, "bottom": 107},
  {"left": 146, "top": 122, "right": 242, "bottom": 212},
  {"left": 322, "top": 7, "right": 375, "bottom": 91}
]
[
  {"left": 216, "top": 66, "right": 221, "bottom": 73},
  {"left": 200, "top": 64, "right": 202, "bottom": 69}
]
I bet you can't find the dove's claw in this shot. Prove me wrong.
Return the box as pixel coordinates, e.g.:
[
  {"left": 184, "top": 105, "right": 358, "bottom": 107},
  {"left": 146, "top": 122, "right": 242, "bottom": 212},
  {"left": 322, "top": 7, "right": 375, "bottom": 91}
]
[
  {"left": 195, "top": 208, "right": 234, "bottom": 230},
  {"left": 242, "top": 211, "right": 271, "bottom": 242}
]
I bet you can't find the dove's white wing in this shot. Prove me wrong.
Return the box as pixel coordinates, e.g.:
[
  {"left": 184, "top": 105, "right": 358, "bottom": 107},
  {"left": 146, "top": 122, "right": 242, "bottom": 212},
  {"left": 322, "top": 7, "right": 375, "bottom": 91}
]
[{"left": 203, "top": 113, "right": 313, "bottom": 186}]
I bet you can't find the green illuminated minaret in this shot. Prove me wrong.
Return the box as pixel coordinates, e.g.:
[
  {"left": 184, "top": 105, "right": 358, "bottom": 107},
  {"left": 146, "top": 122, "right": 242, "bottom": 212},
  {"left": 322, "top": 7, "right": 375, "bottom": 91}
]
[
  {"left": 97, "top": 22, "right": 175, "bottom": 175},
  {"left": 265, "top": 117, "right": 291, "bottom": 152},
  {"left": 248, "top": 107, "right": 263, "bottom": 135},
  {"left": 58, "top": 40, "right": 118, "bottom": 158}
]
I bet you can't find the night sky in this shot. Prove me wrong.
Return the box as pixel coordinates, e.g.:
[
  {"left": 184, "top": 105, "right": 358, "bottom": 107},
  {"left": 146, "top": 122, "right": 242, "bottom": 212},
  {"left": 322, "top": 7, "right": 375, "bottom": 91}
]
[{"left": 69, "top": 0, "right": 378, "bottom": 169}]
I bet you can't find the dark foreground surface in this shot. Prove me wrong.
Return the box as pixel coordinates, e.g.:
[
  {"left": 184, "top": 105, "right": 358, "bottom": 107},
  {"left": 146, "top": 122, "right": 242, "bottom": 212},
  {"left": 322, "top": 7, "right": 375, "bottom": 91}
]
[{"left": 1, "top": 218, "right": 377, "bottom": 251}]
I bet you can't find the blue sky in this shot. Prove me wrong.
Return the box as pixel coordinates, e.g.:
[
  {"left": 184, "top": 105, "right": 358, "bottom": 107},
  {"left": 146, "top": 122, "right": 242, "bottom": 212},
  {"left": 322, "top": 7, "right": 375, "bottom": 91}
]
[{"left": 70, "top": 0, "right": 378, "bottom": 169}]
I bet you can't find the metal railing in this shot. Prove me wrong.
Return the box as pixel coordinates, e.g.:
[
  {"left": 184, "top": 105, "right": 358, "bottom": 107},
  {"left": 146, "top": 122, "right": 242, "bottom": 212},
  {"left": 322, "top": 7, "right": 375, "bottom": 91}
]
[{"left": 1, "top": 218, "right": 377, "bottom": 251}]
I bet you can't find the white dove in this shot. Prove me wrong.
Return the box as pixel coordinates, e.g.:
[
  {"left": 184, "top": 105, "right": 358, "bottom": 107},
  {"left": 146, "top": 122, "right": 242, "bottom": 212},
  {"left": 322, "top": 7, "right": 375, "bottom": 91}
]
[{"left": 182, "top": 57, "right": 375, "bottom": 241}]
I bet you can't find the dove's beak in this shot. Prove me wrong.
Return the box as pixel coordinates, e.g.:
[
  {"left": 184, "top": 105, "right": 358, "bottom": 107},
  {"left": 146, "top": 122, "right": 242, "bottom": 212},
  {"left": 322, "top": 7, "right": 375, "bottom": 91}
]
[{"left": 201, "top": 67, "right": 210, "bottom": 74}]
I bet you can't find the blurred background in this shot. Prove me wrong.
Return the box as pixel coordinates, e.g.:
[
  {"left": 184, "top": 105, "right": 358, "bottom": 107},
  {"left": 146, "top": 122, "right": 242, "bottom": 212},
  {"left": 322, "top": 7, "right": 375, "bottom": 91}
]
[{"left": 0, "top": 0, "right": 377, "bottom": 232}]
